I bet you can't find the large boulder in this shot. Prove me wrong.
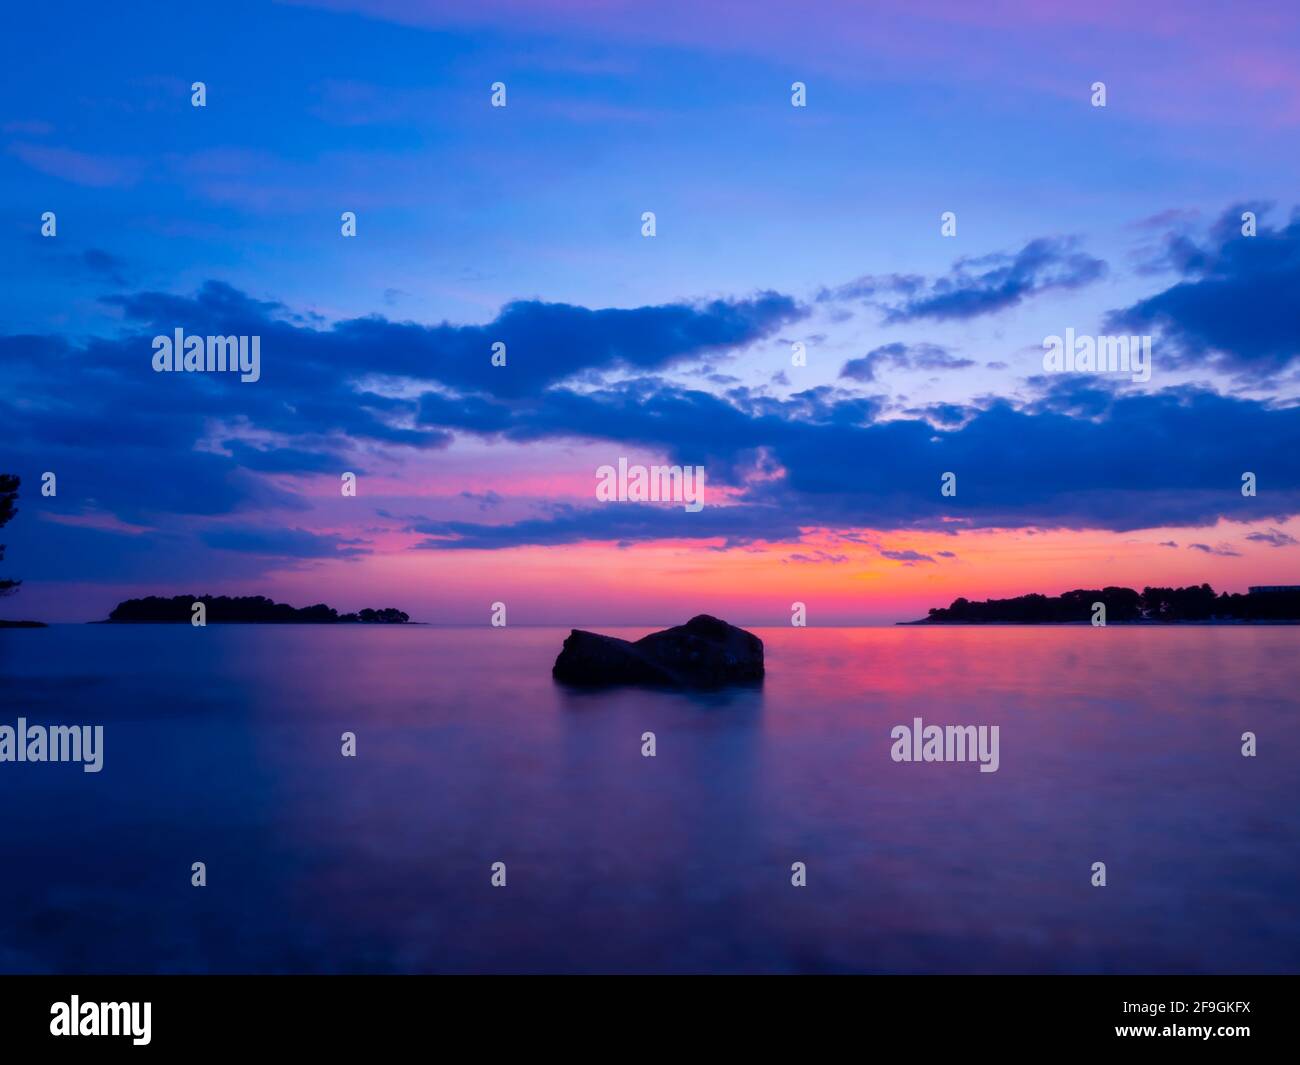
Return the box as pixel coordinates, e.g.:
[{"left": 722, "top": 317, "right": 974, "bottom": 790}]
[{"left": 552, "top": 615, "right": 764, "bottom": 689}]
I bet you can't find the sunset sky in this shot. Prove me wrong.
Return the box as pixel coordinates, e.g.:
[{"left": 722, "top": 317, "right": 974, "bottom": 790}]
[{"left": 3, "top": 0, "right": 1300, "bottom": 623}]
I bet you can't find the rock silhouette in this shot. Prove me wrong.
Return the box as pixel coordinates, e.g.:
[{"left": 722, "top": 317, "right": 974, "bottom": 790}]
[{"left": 552, "top": 615, "right": 764, "bottom": 688}]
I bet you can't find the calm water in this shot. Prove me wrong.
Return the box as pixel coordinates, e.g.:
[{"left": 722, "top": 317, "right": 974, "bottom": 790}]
[{"left": 0, "top": 624, "right": 1297, "bottom": 974}]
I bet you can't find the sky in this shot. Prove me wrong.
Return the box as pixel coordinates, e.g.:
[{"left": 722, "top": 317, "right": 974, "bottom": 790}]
[{"left": 2, "top": 0, "right": 1300, "bottom": 624}]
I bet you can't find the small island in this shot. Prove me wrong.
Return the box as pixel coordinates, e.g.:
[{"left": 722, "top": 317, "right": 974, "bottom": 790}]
[
  {"left": 906, "top": 584, "right": 1300, "bottom": 624},
  {"left": 104, "top": 595, "right": 411, "bottom": 624}
]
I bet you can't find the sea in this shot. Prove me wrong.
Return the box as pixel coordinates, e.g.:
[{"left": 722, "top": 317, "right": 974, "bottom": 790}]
[{"left": 1, "top": 623, "right": 1296, "bottom": 973}]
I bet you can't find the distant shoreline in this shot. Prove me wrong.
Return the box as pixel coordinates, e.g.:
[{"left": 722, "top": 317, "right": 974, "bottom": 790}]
[
  {"left": 103, "top": 595, "right": 414, "bottom": 625},
  {"left": 4, "top": 618, "right": 1299, "bottom": 630},
  {"left": 899, "top": 618, "right": 1300, "bottom": 626},
  {"left": 92, "top": 619, "right": 429, "bottom": 625},
  {"left": 911, "top": 584, "right": 1300, "bottom": 625}
]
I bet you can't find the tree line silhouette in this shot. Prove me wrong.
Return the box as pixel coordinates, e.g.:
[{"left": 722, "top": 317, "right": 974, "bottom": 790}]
[
  {"left": 917, "top": 584, "right": 1300, "bottom": 623},
  {"left": 0, "top": 473, "right": 20, "bottom": 598},
  {"left": 107, "top": 595, "right": 410, "bottom": 624}
]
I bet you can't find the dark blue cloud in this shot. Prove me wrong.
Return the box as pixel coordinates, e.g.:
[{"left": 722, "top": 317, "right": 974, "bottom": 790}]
[
  {"left": 1243, "top": 528, "right": 1297, "bottom": 547},
  {"left": 408, "top": 376, "right": 1300, "bottom": 546},
  {"left": 1107, "top": 205, "right": 1300, "bottom": 378},
  {"left": 821, "top": 237, "right": 1106, "bottom": 322},
  {"left": 17, "top": 235, "right": 132, "bottom": 288},
  {"left": 408, "top": 502, "right": 805, "bottom": 550},
  {"left": 223, "top": 441, "right": 356, "bottom": 475},
  {"left": 841, "top": 342, "right": 975, "bottom": 382},
  {"left": 81, "top": 248, "right": 129, "bottom": 285},
  {"left": 1, "top": 281, "right": 796, "bottom": 520},
  {"left": 1188, "top": 542, "right": 1242, "bottom": 557},
  {"left": 459, "top": 490, "right": 503, "bottom": 511},
  {"left": 880, "top": 549, "right": 935, "bottom": 563},
  {"left": 202, "top": 526, "right": 369, "bottom": 559},
  {"left": 5, "top": 274, "right": 1300, "bottom": 576},
  {"left": 342, "top": 293, "right": 803, "bottom": 397},
  {"left": 784, "top": 550, "right": 849, "bottom": 564},
  {"left": 102, "top": 282, "right": 802, "bottom": 399},
  {"left": 1, "top": 520, "right": 281, "bottom": 584}
]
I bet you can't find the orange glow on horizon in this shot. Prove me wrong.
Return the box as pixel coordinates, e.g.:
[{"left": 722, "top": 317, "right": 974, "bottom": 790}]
[{"left": 244, "top": 518, "right": 1300, "bottom": 627}]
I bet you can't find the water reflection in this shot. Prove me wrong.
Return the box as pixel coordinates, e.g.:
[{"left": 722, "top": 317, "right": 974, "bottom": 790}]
[{"left": 0, "top": 624, "right": 1296, "bottom": 973}]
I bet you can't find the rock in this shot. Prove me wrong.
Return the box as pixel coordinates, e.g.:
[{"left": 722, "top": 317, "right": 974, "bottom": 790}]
[{"left": 552, "top": 615, "right": 764, "bottom": 689}]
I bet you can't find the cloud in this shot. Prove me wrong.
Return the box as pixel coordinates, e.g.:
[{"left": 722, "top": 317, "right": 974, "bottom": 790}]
[
  {"left": 7, "top": 278, "right": 1300, "bottom": 577},
  {"left": 841, "top": 342, "right": 975, "bottom": 382},
  {"left": 784, "top": 550, "right": 849, "bottom": 564},
  {"left": 879, "top": 548, "right": 935, "bottom": 563},
  {"left": 222, "top": 440, "right": 357, "bottom": 474},
  {"left": 8, "top": 142, "right": 143, "bottom": 187},
  {"left": 420, "top": 376, "right": 1300, "bottom": 539},
  {"left": 81, "top": 249, "right": 129, "bottom": 286},
  {"left": 3, "top": 277, "right": 796, "bottom": 508},
  {"left": 0, "top": 280, "right": 804, "bottom": 573},
  {"left": 1187, "top": 542, "right": 1243, "bottom": 557},
  {"left": 1244, "top": 528, "right": 1299, "bottom": 547},
  {"left": 1108, "top": 205, "right": 1300, "bottom": 378},
  {"left": 822, "top": 237, "right": 1106, "bottom": 322},
  {"left": 16, "top": 238, "right": 133, "bottom": 288},
  {"left": 201, "top": 526, "right": 369, "bottom": 560},
  {"left": 408, "top": 502, "right": 805, "bottom": 550},
  {"left": 1, "top": 519, "right": 286, "bottom": 585},
  {"left": 284, "top": 0, "right": 1300, "bottom": 133},
  {"left": 106, "top": 281, "right": 805, "bottom": 398},
  {"left": 460, "top": 490, "right": 504, "bottom": 511}
]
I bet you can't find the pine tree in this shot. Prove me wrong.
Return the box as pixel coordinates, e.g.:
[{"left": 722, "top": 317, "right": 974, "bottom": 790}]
[{"left": 0, "top": 474, "right": 20, "bottom": 597}]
